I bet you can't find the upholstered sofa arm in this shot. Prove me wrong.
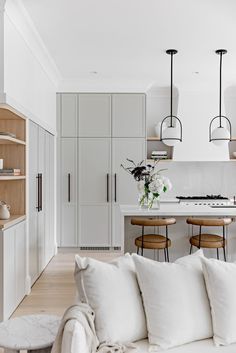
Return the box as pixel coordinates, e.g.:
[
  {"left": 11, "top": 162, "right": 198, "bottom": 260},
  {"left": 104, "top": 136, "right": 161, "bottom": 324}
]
[{"left": 61, "top": 319, "right": 90, "bottom": 353}]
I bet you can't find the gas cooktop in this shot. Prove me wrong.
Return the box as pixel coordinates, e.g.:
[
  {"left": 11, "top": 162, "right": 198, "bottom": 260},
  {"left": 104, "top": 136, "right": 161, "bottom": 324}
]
[
  {"left": 176, "top": 195, "right": 230, "bottom": 206},
  {"left": 176, "top": 195, "right": 228, "bottom": 200}
]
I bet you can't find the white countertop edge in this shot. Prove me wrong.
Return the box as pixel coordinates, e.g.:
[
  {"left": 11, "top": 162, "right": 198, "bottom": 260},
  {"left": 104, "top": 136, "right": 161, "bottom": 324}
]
[{"left": 120, "top": 204, "right": 236, "bottom": 217}]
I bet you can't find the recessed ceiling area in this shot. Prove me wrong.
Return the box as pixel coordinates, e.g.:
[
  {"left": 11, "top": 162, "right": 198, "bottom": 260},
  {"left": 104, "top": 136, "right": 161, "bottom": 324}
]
[{"left": 21, "top": 0, "right": 236, "bottom": 89}]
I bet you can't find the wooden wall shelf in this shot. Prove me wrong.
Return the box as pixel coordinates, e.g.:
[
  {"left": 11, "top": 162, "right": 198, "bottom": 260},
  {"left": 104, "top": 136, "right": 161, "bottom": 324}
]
[
  {"left": 0, "top": 136, "right": 26, "bottom": 145},
  {"left": 147, "top": 137, "right": 161, "bottom": 141},
  {"left": 0, "top": 108, "right": 26, "bottom": 215},
  {"left": 0, "top": 176, "right": 26, "bottom": 180}
]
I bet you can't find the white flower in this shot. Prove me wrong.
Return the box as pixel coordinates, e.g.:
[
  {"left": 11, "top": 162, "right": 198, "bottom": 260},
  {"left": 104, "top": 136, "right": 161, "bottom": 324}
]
[
  {"left": 162, "top": 176, "right": 172, "bottom": 191},
  {"left": 149, "top": 179, "right": 164, "bottom": 194},
  {"left": 137, "top": 180, "right": 145, "bottom": 193}
]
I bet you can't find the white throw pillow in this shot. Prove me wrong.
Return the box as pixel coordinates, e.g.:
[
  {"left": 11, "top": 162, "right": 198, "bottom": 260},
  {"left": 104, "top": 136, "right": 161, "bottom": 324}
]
[
  {"left": 202, "top": 257, "right": 236, "bottom": 346},
  {"left": 74, "top": 254, "right": 147, "bottom": 344},
  {"left": 133, "top": 250, "right": 213, "bottom": 350}
]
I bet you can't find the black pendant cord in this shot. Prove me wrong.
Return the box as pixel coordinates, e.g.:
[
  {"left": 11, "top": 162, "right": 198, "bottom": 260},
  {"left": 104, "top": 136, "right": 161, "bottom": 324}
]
[
  {"left": 219, "top": 51, "right": 222, "bottom": 127},
  {"left": 170, "top": 52, "right": 173, "bottom": 127}
]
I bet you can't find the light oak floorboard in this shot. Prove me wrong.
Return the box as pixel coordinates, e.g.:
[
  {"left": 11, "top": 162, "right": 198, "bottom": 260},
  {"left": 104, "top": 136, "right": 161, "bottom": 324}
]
[{"left": 13, "top": 250, "right": 121, "bottom": 318}]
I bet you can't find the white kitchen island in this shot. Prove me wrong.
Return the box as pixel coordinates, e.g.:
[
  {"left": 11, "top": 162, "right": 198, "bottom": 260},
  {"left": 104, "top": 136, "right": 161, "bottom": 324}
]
[{"left": 120, "top": 203, "right": 236, "bottom": 261}]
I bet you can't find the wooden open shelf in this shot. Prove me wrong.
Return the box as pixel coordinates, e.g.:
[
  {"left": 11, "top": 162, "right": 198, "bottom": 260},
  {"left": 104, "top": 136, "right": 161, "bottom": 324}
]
[
  {"left": 0, "top": 136, "right": 26, "bottom": 145},
  {"left": 0, "top": 215, "right": 26, "bottom": 229},
  {"left": 0, "top": 108, "right": 26, "bottom": 215},
  {"left": 147, "top": 137, "right": 161, "bottom": 141},
  {"left": 0, "top": 176, "right": 26, "bottom": 180},
  {"left": 146, "top": 159, "right": 172, "bottom": 163}
]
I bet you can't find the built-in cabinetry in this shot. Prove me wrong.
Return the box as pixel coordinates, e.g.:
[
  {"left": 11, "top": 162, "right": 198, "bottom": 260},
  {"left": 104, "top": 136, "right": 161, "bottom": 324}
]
[
  {"left": 57, "top": 93, "right": 146, "bottom": 248},
  {"left": 0, "top": 220, "right": 26, "bottom": 320},
  {"left": 0, "top": 106, "right": 27, "bottom": 320},
  {"left": 28, "top": 120, "right": 55, "bottom": 285}
]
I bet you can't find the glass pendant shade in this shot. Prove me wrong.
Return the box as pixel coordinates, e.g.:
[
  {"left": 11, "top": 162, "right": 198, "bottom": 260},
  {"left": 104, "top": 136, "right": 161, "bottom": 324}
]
[
  {"left": 162, "top": 126, "right": 181, "bottom": 146},
  {"left": 211, "top": 126, "right": 230, "bottom": 146},
  {"left": 209, "top": 49, "right": 232, "bottom": 144}
]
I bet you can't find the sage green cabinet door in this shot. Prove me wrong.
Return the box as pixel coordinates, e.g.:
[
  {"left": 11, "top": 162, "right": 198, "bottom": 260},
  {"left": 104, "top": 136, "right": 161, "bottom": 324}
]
[
  {"left": 79, "top": 138, "right": 111, "bottom": 247},
  {"left": 60, "top": 94, "right": 78, "bottom": 137},
  {"left": 60, "top": 138, "right": 78, "bottom": 247},
  {"left": 79, "top": 94, "right": 111, "bottom": 137},
  {"left": 112, "top": 94, "right": 146, "bottom": 137}
]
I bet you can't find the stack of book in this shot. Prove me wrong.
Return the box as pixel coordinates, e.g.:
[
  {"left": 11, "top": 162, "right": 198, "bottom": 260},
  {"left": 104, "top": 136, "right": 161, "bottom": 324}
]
[
  {"left": 151, "top": 151, "right": 168, "bottom": 160},
  {"left": 0, "top": 168, "right": 21, "bottom": 176}
]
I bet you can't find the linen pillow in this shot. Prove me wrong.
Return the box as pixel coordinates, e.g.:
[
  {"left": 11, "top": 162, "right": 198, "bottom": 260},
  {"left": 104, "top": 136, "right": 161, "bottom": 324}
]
[
  {"left": 74, "top": 253, "right": 147, "bottom": 344},
  {"left": 133, "top": 250, "right": 213, "bottom": 350},
  {"left": 201, "top": 257, "right": 236, "bottom": 346}
]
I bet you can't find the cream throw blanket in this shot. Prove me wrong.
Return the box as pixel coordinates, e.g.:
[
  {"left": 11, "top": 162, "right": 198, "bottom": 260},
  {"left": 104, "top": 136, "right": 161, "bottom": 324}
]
[{"left": 51, "top": 303, "right": 136, "bottom": 353}]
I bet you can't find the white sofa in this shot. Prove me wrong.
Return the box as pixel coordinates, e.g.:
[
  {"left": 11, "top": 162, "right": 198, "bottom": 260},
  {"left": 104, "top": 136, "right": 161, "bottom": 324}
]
[
  {"left": 59, "top": 252, "right": 236, "bottom": 353},
  {"left": 61, "top": 319, "right": 236, "bottom": 353}
]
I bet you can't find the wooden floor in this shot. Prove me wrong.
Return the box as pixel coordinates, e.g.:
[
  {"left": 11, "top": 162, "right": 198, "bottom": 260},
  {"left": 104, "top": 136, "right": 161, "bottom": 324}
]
[{"left": 13, "top": 250, "right": 120, "bottom": 318}]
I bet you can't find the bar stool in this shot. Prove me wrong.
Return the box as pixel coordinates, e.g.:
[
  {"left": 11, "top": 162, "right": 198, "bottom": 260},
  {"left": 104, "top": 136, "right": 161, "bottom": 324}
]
[
  {"left": 131, "top": 218, "right": 176, "bottom": 262},
  {"left": 186, "top": 218, "right": 232, "bottom": 261}
]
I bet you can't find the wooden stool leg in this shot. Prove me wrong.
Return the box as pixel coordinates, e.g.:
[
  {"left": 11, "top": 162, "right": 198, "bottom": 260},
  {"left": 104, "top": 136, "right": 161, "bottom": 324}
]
[
  {"left": 217, "top": 248, "right": 219, "bottom": 260},
  {"left": 136, "top": 247, "right": 139, "bottom": 254},
  {"left": 164, "top": 248, "right": 167, "bottom": 262},
  {"left": 189, "top": 244, "right": 193, "bottom": 254},
  {"left": 223, "top": 246, "right": 227, "bottom": 262},
  {"left": 166, "top": 247, "right": 170, "bottom": 262}
]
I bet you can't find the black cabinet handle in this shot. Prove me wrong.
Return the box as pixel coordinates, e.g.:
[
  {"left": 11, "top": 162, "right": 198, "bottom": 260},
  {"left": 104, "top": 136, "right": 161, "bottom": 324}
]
[
  {"left": 107, "top": 174, "right": 109, "bottom": 202},
  {"left": 36, "top": 173, "right": 42, "bottom": 212},
  {"left": 114, "top": 173, "right": 117, "bottom": 202},
  {"left": 39, "top": 173, "right": 43, "bottom": 211},
  {"left": 68, "top": 173, "right": 71, "bottom": 202},
  {"left": 36, "top": 174, "right": 40, "bottom": 211}
]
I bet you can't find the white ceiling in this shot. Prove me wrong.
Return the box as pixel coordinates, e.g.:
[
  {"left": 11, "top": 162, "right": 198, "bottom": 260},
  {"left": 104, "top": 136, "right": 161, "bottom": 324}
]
[{"left": 21, "top": 0, "right": 236, "bottom": 90}]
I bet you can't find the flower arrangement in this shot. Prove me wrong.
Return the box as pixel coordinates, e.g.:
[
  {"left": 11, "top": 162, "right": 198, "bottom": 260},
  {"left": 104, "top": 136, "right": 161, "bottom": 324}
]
[{"left": 121, "top": 159, "right": 172, "bottom": 209}]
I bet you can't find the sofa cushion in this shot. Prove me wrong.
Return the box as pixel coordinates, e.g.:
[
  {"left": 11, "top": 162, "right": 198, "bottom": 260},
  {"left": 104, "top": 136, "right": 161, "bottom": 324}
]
[
  {"left": 133, "top": 251, "right": 213, "bottom": 350},
  {"left": 74, "top": 254, "right": 147, "bottom": 344},
  {"left": 202, "top": 257, "right": 236, "bottom": 346},
  {"left": 132, "top": 338, "right": 236, "bottom": 353}
]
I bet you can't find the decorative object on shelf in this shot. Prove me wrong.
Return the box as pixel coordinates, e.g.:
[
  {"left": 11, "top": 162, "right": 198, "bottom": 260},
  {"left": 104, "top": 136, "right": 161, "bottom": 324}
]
[
  {"left": 209, "top": 49, "right": 232, "bottom": 145},
  {"left": 151, "top": 151, "right": 168, "bottom": 160},
  {"left": 0, "top": 168, "right": 20, "bottom": 176},
  {"left": 0, "top": 201, "right": 10, "bottom": 220},
  {"left": 154, "top": 121, "right": 167, "bottom": 138},
  {"left": 121, "top": 159, "right": 172, "bottom": 209},
  {"left": 0, "top": 159, "right": 3, "bottom": 170},
  {"left": 160, "top": 49, "right": 182, "bottom": 146}
]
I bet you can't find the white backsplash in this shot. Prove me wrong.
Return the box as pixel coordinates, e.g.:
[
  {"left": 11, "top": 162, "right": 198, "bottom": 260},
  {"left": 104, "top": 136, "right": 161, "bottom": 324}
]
[{"left": 158, "top": 161, "right": 236, "bottom": 199}]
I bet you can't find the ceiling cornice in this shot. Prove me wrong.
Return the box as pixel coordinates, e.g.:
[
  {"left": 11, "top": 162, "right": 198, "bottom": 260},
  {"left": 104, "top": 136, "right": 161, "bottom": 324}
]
[{"left": 5, "top": 0, "right": 61, "bottom": 87}]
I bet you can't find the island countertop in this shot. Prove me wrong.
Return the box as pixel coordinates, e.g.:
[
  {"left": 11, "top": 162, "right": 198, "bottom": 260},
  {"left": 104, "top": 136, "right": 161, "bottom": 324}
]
[{"left": 120, "top": 204, "right": 236, "bottom": 217}]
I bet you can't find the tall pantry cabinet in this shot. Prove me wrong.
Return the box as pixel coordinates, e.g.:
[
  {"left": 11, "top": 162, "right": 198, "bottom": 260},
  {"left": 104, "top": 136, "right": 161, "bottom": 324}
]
[
  {"left": 57, "top": 93, "right": 146, "bottom": 249},
  {"left": 28, "top": 120, "right": 55, "bottom": 284}
]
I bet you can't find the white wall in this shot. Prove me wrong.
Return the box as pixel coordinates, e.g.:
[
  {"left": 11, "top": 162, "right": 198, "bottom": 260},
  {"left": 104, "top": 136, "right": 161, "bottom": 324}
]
[{"left": 2, "top": 0, "right": 59, "bottom": 133}]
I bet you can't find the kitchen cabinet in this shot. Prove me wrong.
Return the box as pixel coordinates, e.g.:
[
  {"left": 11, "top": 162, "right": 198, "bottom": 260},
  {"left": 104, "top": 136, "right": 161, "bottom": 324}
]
[
  {"left": 112, "top": 138, "right": 145, "bottom": 247},
  {"left": 57, "top": 93, "right": 146, "bottom": 248},
  {"left": 60, "top": 138, "right": 78, "bottom": 247},
  {"left": 44, "top": 132, "right": 55, "bottom": 264},
  {"left": 79, "top": 138, "right": 111, "bottom": 247},
  {"left": 28, "top": 121, "right": 55, "bottom": 284},
  {"left": 0, "top": 220, "right": 26, "bottom": 321},
  {"left": 61, "top": 94, "right": 78, "bottom": 137},
  {"left": 78, "top": 94, "right": 111, "bottom": 137}
]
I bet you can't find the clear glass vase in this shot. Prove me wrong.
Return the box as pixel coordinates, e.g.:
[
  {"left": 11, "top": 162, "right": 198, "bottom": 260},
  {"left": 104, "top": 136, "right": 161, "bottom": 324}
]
[{"left": 138, "top": 193, "right": 160, "bottom": 209}]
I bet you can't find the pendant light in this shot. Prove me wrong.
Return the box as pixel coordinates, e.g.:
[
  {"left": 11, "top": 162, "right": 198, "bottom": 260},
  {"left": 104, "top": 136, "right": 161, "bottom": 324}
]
[
  {"left": 209, "top": 49, "right": 232, "bottom": 145},
  {"left": 160, "top": 49, "right": 182, "bottom": 146}
]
